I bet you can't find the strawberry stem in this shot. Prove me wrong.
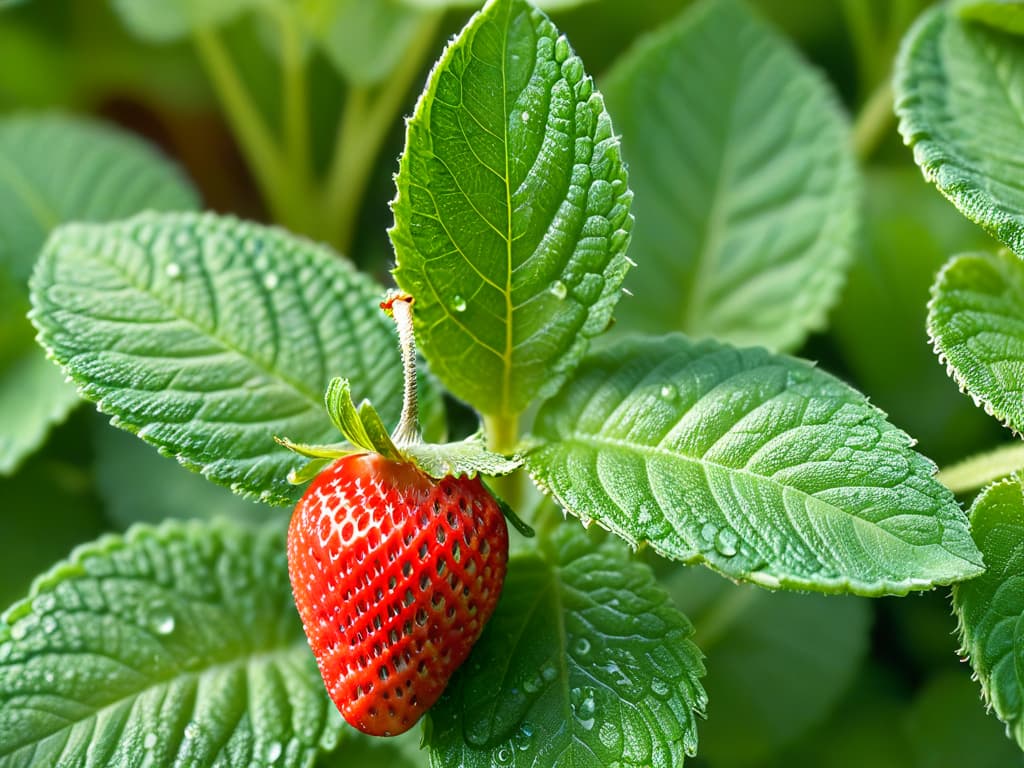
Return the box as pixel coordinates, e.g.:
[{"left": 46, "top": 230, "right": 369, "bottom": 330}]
[{"left": 387, "top": 294, "right": 422, "bottom": 448}]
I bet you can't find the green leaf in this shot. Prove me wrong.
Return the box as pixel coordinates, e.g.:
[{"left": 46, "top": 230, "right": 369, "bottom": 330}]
[
  {"left": 929, "top": 250, "right": 1024, "bottom": 433},
  {"left": 895, "top": 6, "right": 1024, "bottom": 256},
  {"left": 427, "top": 524, "right": 706, "bottom": 767},
  {"left": 0, "top": 115, "right": 199, "bottom": 285},
  {"left": 93, "top": 419, "right": 275, "bottom": 530},
  {"left": 602, "top": 0, "right": 858, "bottom": 352},
  {"left": 30, "top": 212, "right": 438, "bottom": 506},
  {"left": 403, "top": 433, "right": 522, "bottom": 479},
  {"left": 526, "top": 334, "right": 984, "bottom": 595},
  {"left": 317, "top": 727, "right": 426, "bottom": 767},
  {"left": 937, "top": 442, "right": 1024, "bottom": 494},
  {"left": 953, "top": 476, "right": 1024, "bottom": 750},
  {"left": 830, "top": 169, "right": 1002, "bottom": 467},
  {"left": 662, "top": 565, "right": 870, "bottom": 766},
  {"left": 0, "top": 518, "right": 342, "bottom": 767},
  {"left": 110, "top": 0, "right": 270, "bottom": 42},
  {"left": 391, "top": 0, "right": 633, "bottom": 419},
  {"left": 905, "top": 672, "right": 1024, "bottom": 768},
  {"left": 956, "top": 0, "right": 1024, "bottom": 36},
  {"left": 303, "top": 0, "right": 433, "bottom": 86},
  {"left": 0, "top": 115, "right": 199, "bottom": 474}
]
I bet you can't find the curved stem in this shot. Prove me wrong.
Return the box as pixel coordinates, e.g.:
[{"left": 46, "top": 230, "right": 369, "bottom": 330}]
[
  {"left": 193, "top": 26, "right": 295, "bottom": 227},
  {"left": 388, "top": 296, "right": 422, "bottom": 447},
  {"left": 321, "top": 11, "right": 443, "bottom": 254},
  {"left": 277, "top": 5, "right": 312, "bottom": 225},
  {"left": 851, "top": 78, "right": 894, "bottom": 162}
]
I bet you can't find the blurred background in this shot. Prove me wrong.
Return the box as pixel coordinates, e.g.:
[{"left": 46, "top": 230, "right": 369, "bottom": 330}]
[{"left": 0, "top": 1, "right": 1017, "bottom": 765}]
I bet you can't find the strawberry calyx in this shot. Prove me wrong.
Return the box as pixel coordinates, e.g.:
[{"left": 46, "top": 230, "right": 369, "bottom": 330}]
[{"left": 277, "top": 294, "right": 528, "bottom": 528}]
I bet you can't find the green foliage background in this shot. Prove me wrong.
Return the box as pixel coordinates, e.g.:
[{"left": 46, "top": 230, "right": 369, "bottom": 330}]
[{"left": 2, "top": 0, "right": 1023, "bottom": 766}]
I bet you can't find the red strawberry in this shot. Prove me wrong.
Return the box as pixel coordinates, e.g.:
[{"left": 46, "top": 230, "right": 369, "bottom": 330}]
[{"left": 287, "top": 450, "right": 509, "bottom": 736}]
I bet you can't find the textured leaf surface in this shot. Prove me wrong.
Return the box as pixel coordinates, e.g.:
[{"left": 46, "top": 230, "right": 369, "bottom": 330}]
[
  {"left": 895, "top": 7, "right": 1024, "bottom": 256},
  {"left": 953, "top": 477, "right": 1024, "bottom": 750},
  {"left": 664, "top": 566, "right": 870, "bottom": 765},
  {"left": 0, "top": 114, "right": 198, "bottom": 474},
  {"left": 400, "top": 0, "right": 594, "bottom": 8},
  {"left": 956, "top": 0, "right": 1024, "bottom": 35},
  {"left": 30, "top": 212, "right": 438, "bottom": 506},
  {"left": 0, "top": 519, "right": 342, "bottom": 768},
  {"left": 391, "top": 0, "right": 633, "bottom": 418},
  {"left": 526, "top": 334, "right": 983, "bottom": 595},
  {"left": 427, "top": 525, "right": 706, "bottom": 767},
  {"left": 928, "top": 250, "right": 1024, "bottom": 433},
  {"left": 602, "top": 0, "right": 858, "bottom": 351}
]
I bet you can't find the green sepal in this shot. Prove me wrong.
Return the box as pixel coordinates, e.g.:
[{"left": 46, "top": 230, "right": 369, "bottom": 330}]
[
  {"left": 274, "top": 435, "right": 355, "bottom": 460},
  {"left": 287, "top": 457, "right": 337, "bottom": 486},
  {"left": 483, "top": 479, "right": 536, "bottom": 539},
  {"left": 325, "top": 377, "right": 402, "bottom": 459},
  {"left": 403, "top": 432, "right": 523, "bottom": 480}
]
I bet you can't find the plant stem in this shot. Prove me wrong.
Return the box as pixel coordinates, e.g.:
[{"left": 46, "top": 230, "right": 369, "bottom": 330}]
[
  {"left": 937, "top": 443, "right": 1024, "bottom": 494},
  {"left": 276, "top": 6, "right": 312, "bottom": 231},
  {"left": 851, "top": 78, "right": 894, "bottom": 162},
  {"left": 193, "top": 26, "right": 297, "bottom": 228},
  {"left": 320, "top": 11, "right": 443, "bottom": 254},
  {"left": 389, "top": 296, "right": 422, "bottom": 447},
  {"left": 841, "top": 0, "right": 880, "bottom": 97},
  {"left": 484, "top": 412, "right": 522, "bottom": 510}
]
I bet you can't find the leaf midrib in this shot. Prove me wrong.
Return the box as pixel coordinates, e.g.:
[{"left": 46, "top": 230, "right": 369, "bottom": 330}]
[
  {"left": 0, "top": 146, "right": 61, "bottom": 246},
  {"left": 499, "top": 0, "right": 515, "bottom": 418},
  {"left": 0, "top": 639, "right": 310, "bottom": 759},
  {"left": 554, "top": 430, "right": 952, "bottom": 554}
]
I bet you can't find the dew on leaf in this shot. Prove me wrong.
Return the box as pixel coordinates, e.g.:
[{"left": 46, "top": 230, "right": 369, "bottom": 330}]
[
  {"left": 540, "top": 663, "right": 558, "bottom": 682},
  {"left": 699, "top": 522, "right": 717, "bottom": 545},
  {"left": 570, "top": 687, "right": 596, "bottom": 731},
  {"left": 452, "top": 295, "right": 467, "bottom": 312},
  {"left": 184, "top": 721, "right": 201, "bottom": 740},
  {"left": 521, "top": 111, "right": 530, "bottom": 122},
  {"left": 549, "top": 280, "right": 568, "bottom": 300},
  {"left": 165, "top": 262, "right": 182, "bottom": 279},
  {"left": 266, "top": 741, "right": 282, "bottom": 763},
  {"left": 715, "top": 528, "right": 739, "bottom": 557},
  {"left": 496, "top": 745, "right": 513, "bottom": 765},
  {"left": 572, "top": 637, "right": 591, "bottom": 656},
  {"left": 143, "top": 732, "right": 158, "bottom": 750},
  {"left": 146, "top": 601, "right": 176, "bottom": 635},
  {"left": 659, "top": 384, "right": 677, "bottom": 401},
  {"left": 263, "top": 272, "right": 280, "bottom": 290},
  {"left": 514, "top": 723, "right": 534, "bottom": 751}
]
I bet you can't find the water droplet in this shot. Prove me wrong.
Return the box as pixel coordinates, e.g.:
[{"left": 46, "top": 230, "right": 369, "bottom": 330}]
[
  {"left": 651, "top": 678, "right": 670, "bottom": 698},
  {"left": 496, "top": 745, "right": 513, "bottom": 765},
  {"left": 514, "top": 723, "right": 534, "bottom": 751},
  {"left": 540, "top": 664, "right": 557, "bottom": 682},
  {"left": 452, "top": 295, "right": 467, "bottom": 312},
  {"left": 715, "top": 529, "right": 738, "bottom": 557},
  {"left": 570, "top": 687, "right": 596, "bottom": 731},
  {"left": 263, "top": 272, "right": 280, "bottom": 290},
  {"left": 265, "top": 741, "right": 282, "bottom": 763},
  {"left": 147, "top": 602, "right": 176, "bottom": 635},
  {"left": 572, "top": 637, "right": 591, "bottom": 656},
  {"left": 184, "top": 721, "right": 201, "bottom": 740},
  {"left": 660, "top": 384, "right": 677, "bottom": 401},
  {"left": 143, "top": 732, "right": 158, "bottom": 750},
  {"left": 521, "top": 111, "right": 530, "bottom": 122},
  {"left": 165, "top": 262, "right": 182, "bottom": 279},
  {"left": 43, "top": 671, "right": 55, "bottom": 685},
  {"left": 549, "top": 280, "right": 568, "bottom": 300},
  {"left": 523, "top": 675, "right": 542, "bottom": 694},
  {"left": 700, "top": 522, "right": 717, "bottom": 544}
]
